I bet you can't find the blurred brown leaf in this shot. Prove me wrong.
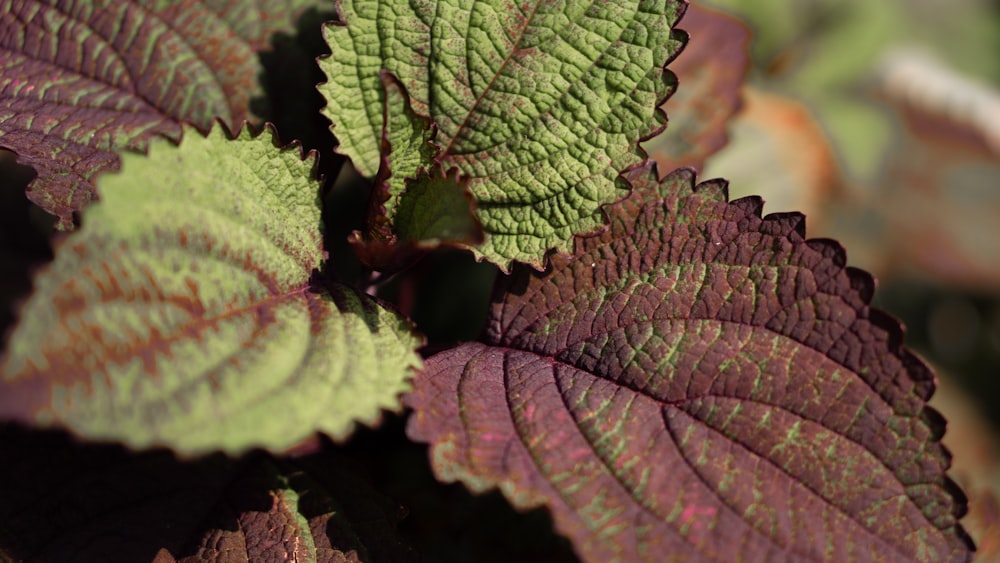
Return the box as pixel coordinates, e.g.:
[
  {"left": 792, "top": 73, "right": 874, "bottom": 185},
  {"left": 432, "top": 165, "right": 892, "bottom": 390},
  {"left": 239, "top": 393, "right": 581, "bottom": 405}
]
[{"left": 645, "top": 4, "right": 750, "bottom": 172}]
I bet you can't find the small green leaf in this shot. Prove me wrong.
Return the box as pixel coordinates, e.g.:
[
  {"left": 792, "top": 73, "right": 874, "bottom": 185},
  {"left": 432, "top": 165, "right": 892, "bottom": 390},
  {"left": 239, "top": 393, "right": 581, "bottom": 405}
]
[
  {"left": 352, "top": 74, "right": 482, "bottom": 270},
  {"left": 319, "top": 0, "right": 687, "bottom": 270},
  {"left": 376, "top": 72, "right": 439, "bottom": 231},
  {"left": 0, "top": 125, "right": 421, "bottom": 456},
  {"left": 396, "top": 166, "right": 481, "bottom": 245}
]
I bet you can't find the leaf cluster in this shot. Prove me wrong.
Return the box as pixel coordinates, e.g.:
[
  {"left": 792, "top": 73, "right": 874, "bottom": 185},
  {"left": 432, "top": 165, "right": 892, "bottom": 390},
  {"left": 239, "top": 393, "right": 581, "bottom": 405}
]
[{"left": 0, "top": 0, "right": 976, "bottom": 561}]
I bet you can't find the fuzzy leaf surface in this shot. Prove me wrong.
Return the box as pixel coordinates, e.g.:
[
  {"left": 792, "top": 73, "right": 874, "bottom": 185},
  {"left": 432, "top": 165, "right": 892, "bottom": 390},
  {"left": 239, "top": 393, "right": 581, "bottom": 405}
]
[
  {"left": 0, "top": 428, "right": 414, "bottom": 562},
  {"left": 319, "top": 0, "right": 687, "bottom": 269},
  {"left": 407, "top": 166, "right": 973, "bottom": 561},
  {"left": 0, "top": 0, "right": 321, "bottom": 228},
  {"left": 0, "top": 125, "right": 421, "bottom": 455}
]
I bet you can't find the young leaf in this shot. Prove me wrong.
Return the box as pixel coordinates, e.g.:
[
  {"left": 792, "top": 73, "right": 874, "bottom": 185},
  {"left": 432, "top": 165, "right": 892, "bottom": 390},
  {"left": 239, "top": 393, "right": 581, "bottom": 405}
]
[
  {"left": 0, "top": 125, "right": 421, "bottom": 456},
  {"left": 319, "top": 0, "right": 687, "bottom": 270},
  {"left": 376, "top": 72, "right": 440, "bottom": 232},
  {"left": 0, "top": 0, "right": 323, "bottom": 228},
  {"left": 347, "top": 73, "right": 483, "bottom": 270},
  {"left": 407, "top": 165, "right": 974, "bottom": 561},
  {"left": 0, "top": 427, "right": 414, "bottom": 561}
]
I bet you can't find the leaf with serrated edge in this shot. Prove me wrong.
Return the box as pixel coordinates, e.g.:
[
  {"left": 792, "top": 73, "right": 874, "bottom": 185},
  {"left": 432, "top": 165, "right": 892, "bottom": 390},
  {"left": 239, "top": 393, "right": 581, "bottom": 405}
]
[
  {"left": 0, "top": 124, "right": 421, "bottom": 456},
  {"left": 319, "top": 0, "right": 687, "bottom": 270},
  {"left": 407, "top": 165, "right": 974, "bottom": 561},
  {"left": 0, "top": 0, "right": 323, "bottom": 228}
]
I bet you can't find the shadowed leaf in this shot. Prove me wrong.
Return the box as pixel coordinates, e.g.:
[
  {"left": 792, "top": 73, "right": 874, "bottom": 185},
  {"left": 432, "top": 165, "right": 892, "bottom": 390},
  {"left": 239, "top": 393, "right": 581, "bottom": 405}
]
[
  {"left": 0, "top": 124, "right": 421, "bottom": 456},
  {"left": 348, "top": 165, "right": 483, "bottom": 272},
  {"left": 0, "top": 0, "right": 322, "bottom": 228},
  {"left": 643, "top": 3, "right": 750, "bottom": 172},
  {"left": 0, "top": 427, "right": 414, "bottom": 562},
  {"left": 347, "top": 73, "right": 482, "bottom": 270},
  {"left": 395, "top": 166, "right": 481, "bottom": 245},
  {"left": 407, "top": 165, "right": 974, "bottom": 561},
  {"left": 319, "top": 0, "right": 687, "bottom": 270},
  {"left": 374, "top": 72, "right": 440, "bottom": 238}
]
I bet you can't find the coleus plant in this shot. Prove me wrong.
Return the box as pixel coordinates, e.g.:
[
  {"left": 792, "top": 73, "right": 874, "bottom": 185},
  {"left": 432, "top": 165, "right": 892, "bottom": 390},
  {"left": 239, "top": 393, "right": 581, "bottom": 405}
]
[{"left": 0, "top": 0, "right": 977, "bottom": 561}]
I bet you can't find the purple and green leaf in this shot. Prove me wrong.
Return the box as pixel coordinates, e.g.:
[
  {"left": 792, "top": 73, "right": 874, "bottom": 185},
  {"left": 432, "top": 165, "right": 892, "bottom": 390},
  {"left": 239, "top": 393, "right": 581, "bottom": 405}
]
[
  {"left": 318, "top": 0, "right": 687, "bottom": 270},
  {"left": 0, "top": 0, "right": 322, "bottom": 229},
  {"left": 0, "top": 124, "right": 421, "bottom": 456},
  {"left": 407, "top": 165, "right": 974, "bottom": 561}
]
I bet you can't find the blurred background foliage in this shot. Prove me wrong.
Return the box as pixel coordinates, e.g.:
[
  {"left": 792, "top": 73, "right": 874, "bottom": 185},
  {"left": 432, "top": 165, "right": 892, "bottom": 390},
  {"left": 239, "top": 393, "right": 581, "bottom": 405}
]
[{"left": 648, "top": 0, "right": 1000, "bottom": 555}]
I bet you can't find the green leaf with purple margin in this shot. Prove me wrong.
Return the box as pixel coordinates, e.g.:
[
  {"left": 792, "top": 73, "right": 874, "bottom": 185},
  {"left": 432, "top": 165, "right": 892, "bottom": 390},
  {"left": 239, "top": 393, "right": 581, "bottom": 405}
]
[
  {"left": 0, "top": 124, "right": 421, "bottom": 456},
  {"left": 0, "top": 0, "right": 322, "bottom": 229},
  {"left": 407, "top": 164, "right": 974, "bottom": 561},
  {"left": 318, "top": 0, "right": 687, "bottom": 270}
]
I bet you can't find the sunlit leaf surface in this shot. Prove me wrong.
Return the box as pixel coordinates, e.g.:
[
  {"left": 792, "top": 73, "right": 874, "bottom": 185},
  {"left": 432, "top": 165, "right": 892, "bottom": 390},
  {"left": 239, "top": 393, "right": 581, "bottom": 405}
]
[
  {"left": 0, "top": 125, "right": 421, "bottom": 455},
  {"left": 319, "top": 0, "right": 687, "bottom": 269},
  {"left": 408, "top": 165, "right": 973, "bottom": 561}
]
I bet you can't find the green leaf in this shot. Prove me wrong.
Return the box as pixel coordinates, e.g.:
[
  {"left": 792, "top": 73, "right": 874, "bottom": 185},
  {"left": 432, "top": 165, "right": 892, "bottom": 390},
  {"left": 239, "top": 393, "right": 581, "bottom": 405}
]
[
  {"left": 319, "top": 0, "right": 687, "bottom": 270},
  {"left": 376, "top": 72, "right": 440, "bottom": 233},
  {"left": 395, "top": 166, "right": 481, "bottom": 245},
  {"left": 0, "top": 125, "right": 421, "bottom": 456}
]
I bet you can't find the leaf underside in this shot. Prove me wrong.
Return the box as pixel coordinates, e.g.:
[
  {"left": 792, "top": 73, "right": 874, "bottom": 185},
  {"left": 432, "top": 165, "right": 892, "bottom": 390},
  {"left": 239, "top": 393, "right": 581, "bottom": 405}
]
[
  {"left": 0, "top": 428, "right": 415, "bottom": 562},
  {"left": 407, "top": 165, "right": 974, "bottom": 561},
  {"left": 0, "top": 0, "right": 322, "bottom": 228},
  {"left": 0, "top": 125, "right": 421, "bottom": 456},
  {"left": 319, "top": 0, "right": 687, "bottom": 270}
]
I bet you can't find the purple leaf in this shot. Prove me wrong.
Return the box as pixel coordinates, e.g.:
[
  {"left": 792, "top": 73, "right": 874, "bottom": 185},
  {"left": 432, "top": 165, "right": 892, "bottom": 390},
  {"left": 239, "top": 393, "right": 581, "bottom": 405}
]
[
  {"left": 406, "top": 165, "right": 974, "bottom": 561},
  {"left": 0, "top": 0, "right": 320, "bottom": 228}
]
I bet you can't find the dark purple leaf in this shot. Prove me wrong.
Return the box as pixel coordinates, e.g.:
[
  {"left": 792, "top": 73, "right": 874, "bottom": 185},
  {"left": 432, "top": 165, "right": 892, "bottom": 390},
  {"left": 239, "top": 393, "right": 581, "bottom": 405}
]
[
  {"left": 0, "top": 426, "right": 414, "bottom": 562},
  {"left": 407, "top": 164, "right": 974, "bottom": 561},
  {"left": 0, "top": 0, "right": 321, "bottom": 228}
]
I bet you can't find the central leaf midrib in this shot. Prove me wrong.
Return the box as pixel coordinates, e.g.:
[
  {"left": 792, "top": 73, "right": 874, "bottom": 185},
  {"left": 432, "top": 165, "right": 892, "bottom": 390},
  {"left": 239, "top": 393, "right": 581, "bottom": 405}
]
[
  {"left": 437, "top": 0, "right": 543, "bottom": 157},
  {"left": 75, "top": 279, "right": 314, "bottom": 372}
]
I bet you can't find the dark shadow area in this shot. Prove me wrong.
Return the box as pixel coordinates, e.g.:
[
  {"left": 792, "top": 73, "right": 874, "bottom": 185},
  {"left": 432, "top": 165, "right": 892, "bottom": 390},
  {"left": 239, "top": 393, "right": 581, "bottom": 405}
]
[
  {"left": 337, "top": 412, "right": 578, "bottom": 563},
  {"left": 252, "top": 7, "right": 338, "bottom": 163},
  {"left": 0, "top": 424, "right": 417, "bottom": 561},
  {"left": 0, "top": 424, "right": 236, "bottom": 561},
  {"left": 378, "top": 248, "right": 499, "bottom": 346},
  {"left": 0, "top": 150, "right": 54, "bottom": 338},
  {"left": 875, "top": 280, "right": 1000, "bottom": 429}
]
